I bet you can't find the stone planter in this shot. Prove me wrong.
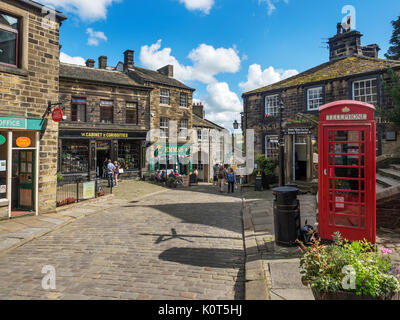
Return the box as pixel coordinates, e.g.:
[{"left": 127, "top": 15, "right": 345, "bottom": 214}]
[{"left": 312, "top": 288, "right": 400, "bottom": 300}]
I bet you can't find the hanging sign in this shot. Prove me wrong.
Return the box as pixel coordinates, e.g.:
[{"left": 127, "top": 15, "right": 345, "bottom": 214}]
[
  {"left": 16, "top": 137, "right": 31, "bottom": 148},
  {"left": 52, "top": 108, "right": 63, "bottom": 122},
  {"left": 0, "top": 135, "right": 5, "bottom": 145}
]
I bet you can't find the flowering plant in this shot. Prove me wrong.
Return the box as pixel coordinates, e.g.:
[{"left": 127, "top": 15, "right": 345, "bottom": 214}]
[{"left": 297, "top": 232, "right": 400, "bottom": 298}]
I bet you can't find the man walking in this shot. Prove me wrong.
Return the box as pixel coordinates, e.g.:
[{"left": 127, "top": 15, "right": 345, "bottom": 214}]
[
  {"left": 217, "top": 164, "right": 227, "bottom": 193},
  {"left": 213, "top": 163, "right": 219, "bottom": 186},
  {"left": 107, "top": 159, "right": 115, "bottom": 188}
]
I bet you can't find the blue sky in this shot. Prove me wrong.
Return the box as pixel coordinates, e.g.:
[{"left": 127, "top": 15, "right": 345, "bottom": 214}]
[{"left": 45, "top": 0, "right": 400, "bottom": 130}]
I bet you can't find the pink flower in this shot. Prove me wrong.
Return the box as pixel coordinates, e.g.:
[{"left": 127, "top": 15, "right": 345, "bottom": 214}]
[
  {"left": 382, "top": 248, "right": 393, "bottom": 254},
  {"left": 296, "top": 247, "right": 301, "bottom": 253}
]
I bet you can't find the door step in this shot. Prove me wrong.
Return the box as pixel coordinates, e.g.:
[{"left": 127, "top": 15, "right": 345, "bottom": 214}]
[
  {"left": 376, "top": 174, "right": 399, "bottom": 188},
  {"left": 378, "top": 168, "right": 400, "bottom": 181}
]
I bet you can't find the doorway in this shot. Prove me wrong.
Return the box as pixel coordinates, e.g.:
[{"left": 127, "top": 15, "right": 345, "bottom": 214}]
[
  {"left": 293, "top": 135, "right": 308, "bottom": 181},
  {"left": 97, "top": 149, "right": 110, "bottom": 178},
  {"left": 11, "top": 150, "right": 35, "bottom": 212}
]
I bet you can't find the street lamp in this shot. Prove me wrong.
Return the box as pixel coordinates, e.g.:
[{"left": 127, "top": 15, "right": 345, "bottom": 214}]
[
  {"left": 233, "top": 120, "right": 239, "bottom": 130},
  {"left": 278, "top": 98, "right": 285, "bottom": 187}
]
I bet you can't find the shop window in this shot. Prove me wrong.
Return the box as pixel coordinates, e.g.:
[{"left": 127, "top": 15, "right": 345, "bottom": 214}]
[
  {"left": 180, "top": 93, "right": 188, "bottom": 108},
  {"left": 352, "top": 78, "right": 377, "bottom": 104},
  {"left": 71, "top": 98, "right": 87, "bottom": 122},
  {"left": 307, "top": 87, "right": 323, "bottom": 111},
  {"left": 126, "top": 102, "right": 138, "bottom": 124},
  {"left": 118, "top": 141, "right": 140, "bottom": 170},
  {"left": 0, "top": 132, "right": 8, "bottom": 199},
  {"left": 61, "top": 140, "right": 89, "bottom": 174},
  {"left": 265, "top": 95, "right": 279, "bottom": 117},
  {"left": 160, "top": 89, "right": 170, "bottom": 105},
  {"left": 179, "top": 119, "right": 188, "bottom": 139},
  {"left": 100, "top": 100, "right": 113, "bottom": 124},
  {"left": 265, "top": 136, "right": 279, "bottom": 159},
  {"left": 0, "top": 12, "right": 20, "bottom": 67},
  {"left": 160, "top": 117, "right": 169, "bottom": 138}
]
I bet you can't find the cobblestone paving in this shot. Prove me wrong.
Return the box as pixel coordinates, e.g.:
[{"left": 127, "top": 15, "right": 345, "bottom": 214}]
[{"left": 0, "top": 185, "right": 245, "bottom": 300}]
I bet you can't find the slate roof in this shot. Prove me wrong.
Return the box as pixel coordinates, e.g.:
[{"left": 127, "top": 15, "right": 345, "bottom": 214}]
[
  {"left": 243, "top": 55, "right": 400, "bottom": 96},
  {"left": 192, "top": 114, "right": 225, "bottom": 130},
  {"left": 60, "top": 63, "right": 151, "bottom": 90},
  {"left": 129, "top": 66, "right": 195, "bottom": 91}
]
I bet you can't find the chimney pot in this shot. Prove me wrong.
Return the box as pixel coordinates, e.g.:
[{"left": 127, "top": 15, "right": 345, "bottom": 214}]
[{"left": 86, "top": 59, "right": 95, "bottom": 68}]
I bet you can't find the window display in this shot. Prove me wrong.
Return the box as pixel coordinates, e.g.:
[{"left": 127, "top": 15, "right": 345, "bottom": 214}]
[
  {"left": 118, "top": 141, "right": 140, "bottom": 170},
  {"left": 61, "top": 140, "right": 89, "bottom": 173}
]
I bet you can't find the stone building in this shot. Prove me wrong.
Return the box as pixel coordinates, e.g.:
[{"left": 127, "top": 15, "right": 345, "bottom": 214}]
[
  {"left": 124, "top": 56, "right": 195, "bottom": 174},
  {"left": 58, "top": 50, "right": 195, "bottom": 178},
  {"left": 242, "top": 24, "right": 400, "bottom": 186},
  {"left": 58, "top": 54, "right": 152, "bottom": 181},
  {"left": 191, "top": 102, "right": 225, "bottom": 182},
  {"left": 0, "top": 0, "right": 66, "bottom": 219}
]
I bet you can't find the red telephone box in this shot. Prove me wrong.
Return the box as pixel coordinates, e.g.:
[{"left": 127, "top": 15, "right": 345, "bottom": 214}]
[{"left": 318, "top": 100, "right": 376, "bottom": 243}]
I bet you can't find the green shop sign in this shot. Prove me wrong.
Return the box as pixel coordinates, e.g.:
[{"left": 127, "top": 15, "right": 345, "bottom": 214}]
[
  {"left": 0, "top": 117, "right": 44, "bottom": 130},
  {"left": 0, "top": 135, "right": 5, "bottom": 145},
  {"left": 154, "top": 144, "right": 190, "bottom": 157}
]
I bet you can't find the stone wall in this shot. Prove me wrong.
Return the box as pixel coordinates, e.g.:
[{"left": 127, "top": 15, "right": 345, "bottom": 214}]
[
  {"left": 59, "top": 80, "right": 150, "bottom": 131},
  {"left": 0, "top": 1, "right": 62, "bottom": 213},
  {"left": 149, "top": 84, "right": 193, "bottom": 136}
]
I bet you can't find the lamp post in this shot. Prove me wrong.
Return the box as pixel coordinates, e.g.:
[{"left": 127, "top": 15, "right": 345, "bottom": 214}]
[
  {"left": 232, "top": 120, "right": 239, "bottom": 167},
  {"left": 278, "top": 98, "right": 285, "bottom": 187}
]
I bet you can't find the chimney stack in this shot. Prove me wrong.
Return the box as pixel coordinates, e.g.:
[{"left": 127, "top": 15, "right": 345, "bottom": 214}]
[
  {"left": 157, "top": 65, "right": 174, "bottom": 78},
  {"left": 124, "top": 50, "right": 134, "bottom": 71},
  {"left": 193, "top": 102, "right": 205, "bottom": 119},
  {"left": 328, "top": 24, "right": 362, "bottom": 61},
  {"left": 98, "top": 56, "right": 107, "bottom": 69},
  {"left": 86, "top": 59, "right": 95, "bottom": 68}
]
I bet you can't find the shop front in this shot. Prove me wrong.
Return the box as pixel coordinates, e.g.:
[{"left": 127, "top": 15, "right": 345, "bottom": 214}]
[
  {"left": 150, "top": 144, "right": 191, "bottom": 175},
  {"left": 0, "top": 117, "right": 44, "bottom": 219},
  {"left": 59, "top": 130, "right": 146, "bottom": 180}
]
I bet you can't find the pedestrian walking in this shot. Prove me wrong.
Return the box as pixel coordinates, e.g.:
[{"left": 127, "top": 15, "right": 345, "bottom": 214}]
[
  {"left": 114, "top": 161, "right": 119, "bottom": 187},
  {"left": 103, "top": 157, "right": 108, "bottom": 179},
  {"left": 217, "top": 164, "right": 227, "bottom": 193},
  {"left": 227, "top": 168, "right": 236, "bottom": 193},
  {"left": 213, "top": 163, "right": 219, "bottom": 186},
  {"left": 107, "top": 159, "right": 115, "bottom": 188}
]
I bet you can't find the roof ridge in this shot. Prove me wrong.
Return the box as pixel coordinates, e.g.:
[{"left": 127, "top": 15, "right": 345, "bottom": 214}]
[{"left": 60, "top": 62, "right": 127, "bottom": 74}]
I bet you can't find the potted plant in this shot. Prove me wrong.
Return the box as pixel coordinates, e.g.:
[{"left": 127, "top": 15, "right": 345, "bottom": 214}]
[
  {"left": 298, "top": 232, "right": 400, "bottom": 300},
  {"left": 166, "top": 177, "right": 178, "bottom": 188},
  {"left": 254, "top": 154, "right": 277, "bottom": 189}
]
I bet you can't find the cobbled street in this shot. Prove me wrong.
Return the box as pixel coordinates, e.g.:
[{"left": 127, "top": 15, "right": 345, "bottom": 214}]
[{"left": 0, "top": 185, "right": 245, "bottom": 300}]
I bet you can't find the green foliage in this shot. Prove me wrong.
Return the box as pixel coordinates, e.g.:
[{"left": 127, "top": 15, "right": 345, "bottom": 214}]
[
  {"left": 254, "top": 154, "right": 278, "bottom": 176},
  {"left": 57, "top": 173, "right": 64, "bottom": 182},
  {"left": 376, "top": 66, "right": 400, "bottom": 127},
  {"left": 385, "top": 16, "right": 400, "bottom": 60},
  {"left": 298, "top": 233, "right": 400, "bottom": 297},
  {"left": 166, "top": 177, "right": 177, "bottom": 188}
]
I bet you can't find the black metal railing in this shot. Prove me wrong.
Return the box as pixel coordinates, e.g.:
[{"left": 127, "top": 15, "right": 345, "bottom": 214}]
[{"left": 56, "top": 175, "right": 111, "bottom": 208}]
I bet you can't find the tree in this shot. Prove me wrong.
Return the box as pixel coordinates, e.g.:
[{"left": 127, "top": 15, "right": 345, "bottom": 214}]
[
  {"left": 377, "top": 66, "right": 400, "bottom": 128},
  {"left": 385, "top": 16, "right": 400, "bottom": 60}
]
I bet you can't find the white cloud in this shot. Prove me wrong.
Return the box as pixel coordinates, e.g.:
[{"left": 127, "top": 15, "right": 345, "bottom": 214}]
[
  {"left": 203, "top": 82, "right": 242, "bottom": 130},
  {"left": 43, "top": 0, "right": 121, "bottom": 21},
  {"left": 86, "top": 28, "right": 108, "bottom": 46},
  {"left": 139, "top": 40, "right": 240, "bottom": 84},
  {"left": 259, "top": 0, "right": 289, "bottom": 16},
  {"left": 239, "top": 64, "right": 298, "bottom": 92},
  {"left": 60, "top": 52, "right": 86, "bottom": 65},
  {"left": 179, "top": 0, "right": 214, "bottom": 14}
]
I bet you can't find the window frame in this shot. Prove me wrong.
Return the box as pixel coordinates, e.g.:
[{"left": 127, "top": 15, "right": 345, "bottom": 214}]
[
  {"left": 179, "top": 118, "right": 188, "bottom": 139},
  {"left": 306, "top": 86, "right": 324, "bottom": 111},
  {"left": 100, "top": 100, "right": 114, "bottom": 124},
  {"left": 351, "top": 77, "right": 379, "bottom": 105},
  {"left": 125, "top": 101, "right": 138, "bottom": 125},
  {"left": 0, "top": 11, "right": 20, "bottom": 68},
  {"left": 160, "top": 117, "right": 169, "bottom": 138},
  {"left": 71, "top": 97, "right": 87, "bottom": 122},
  {"left": 264, "top": 135, "right": 279, "bottom": 159},
  {"left": 160, "top": 89, "right": 170, "bottom": 105},
  {"left": 265, "top": 94, "right": 279, "bottom": 117},
  {"left": 180, "top": 92, "right": 188, "bottom": 108}
]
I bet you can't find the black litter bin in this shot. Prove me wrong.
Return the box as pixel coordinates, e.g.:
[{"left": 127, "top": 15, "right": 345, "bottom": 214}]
[
  {"left": 273, "top": 186, "right": 301, "bottom": 247},
  {"left": 255, "top": 175, "right": 262, "bottom": 191}
]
